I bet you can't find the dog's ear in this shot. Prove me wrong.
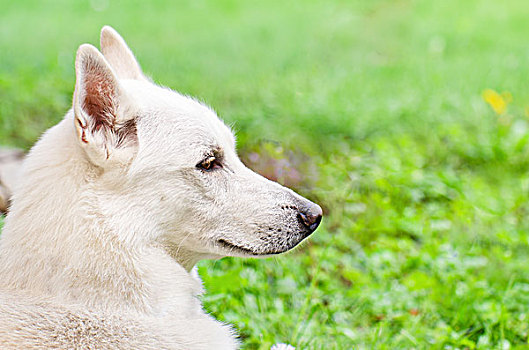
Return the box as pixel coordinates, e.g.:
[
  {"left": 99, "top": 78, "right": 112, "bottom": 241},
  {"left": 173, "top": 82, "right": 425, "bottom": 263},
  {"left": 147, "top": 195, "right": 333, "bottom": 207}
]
[
  {"left": 100, "top": 26, "right": 146, "bottom": 81},
  {"left": 73, "top": 44, "right": 138, "bottom": 167}
]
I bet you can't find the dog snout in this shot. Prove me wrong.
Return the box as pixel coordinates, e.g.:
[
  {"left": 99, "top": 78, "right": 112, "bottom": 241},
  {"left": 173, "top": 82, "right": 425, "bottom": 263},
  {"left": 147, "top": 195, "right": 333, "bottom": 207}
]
[{"left": 298, "top": 202, "right": 323, "bottom": 233}]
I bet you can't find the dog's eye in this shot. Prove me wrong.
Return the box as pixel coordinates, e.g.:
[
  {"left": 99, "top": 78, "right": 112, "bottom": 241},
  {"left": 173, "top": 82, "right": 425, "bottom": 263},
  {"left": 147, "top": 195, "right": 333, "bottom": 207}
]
[{"left": 197, "top": 156, "right": 222, "bottom": 172}]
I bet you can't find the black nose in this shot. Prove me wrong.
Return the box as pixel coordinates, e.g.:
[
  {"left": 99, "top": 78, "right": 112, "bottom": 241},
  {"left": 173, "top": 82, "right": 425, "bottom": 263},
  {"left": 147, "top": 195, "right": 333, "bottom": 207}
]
[{"left": 299, "top": 204, "right": 323, "bottom": 233}]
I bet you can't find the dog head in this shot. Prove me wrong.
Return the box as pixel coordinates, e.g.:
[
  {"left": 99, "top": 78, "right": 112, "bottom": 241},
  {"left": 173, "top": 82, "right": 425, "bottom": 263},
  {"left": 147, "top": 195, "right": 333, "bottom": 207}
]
[{"left": 72, "top": 26, "right": 322, "bottom": 265}]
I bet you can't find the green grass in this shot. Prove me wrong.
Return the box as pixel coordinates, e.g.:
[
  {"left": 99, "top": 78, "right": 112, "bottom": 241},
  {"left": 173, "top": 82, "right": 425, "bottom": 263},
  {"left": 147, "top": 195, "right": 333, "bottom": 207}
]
[{"left": 2, "top": 0, "right": 529, "bottom": 348}]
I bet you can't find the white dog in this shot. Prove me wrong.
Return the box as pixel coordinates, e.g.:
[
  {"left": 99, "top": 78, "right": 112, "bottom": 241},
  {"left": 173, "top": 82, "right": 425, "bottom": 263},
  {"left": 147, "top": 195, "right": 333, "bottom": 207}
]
[{"left": 0, "top": 27, "right": 322, "bottom": 349}]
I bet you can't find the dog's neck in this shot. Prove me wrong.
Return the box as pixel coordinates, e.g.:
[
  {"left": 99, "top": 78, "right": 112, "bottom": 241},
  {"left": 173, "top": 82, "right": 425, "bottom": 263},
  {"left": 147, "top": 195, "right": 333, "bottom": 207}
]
[{"left": 0, "top": 114, "right": 203, "bottom": 315}]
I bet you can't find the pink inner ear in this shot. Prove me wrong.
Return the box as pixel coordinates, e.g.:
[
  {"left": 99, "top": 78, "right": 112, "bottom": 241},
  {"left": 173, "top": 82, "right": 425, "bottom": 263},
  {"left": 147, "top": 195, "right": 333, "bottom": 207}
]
[{"left": 82, "top": 59, "right": 117, "bottom": 131}]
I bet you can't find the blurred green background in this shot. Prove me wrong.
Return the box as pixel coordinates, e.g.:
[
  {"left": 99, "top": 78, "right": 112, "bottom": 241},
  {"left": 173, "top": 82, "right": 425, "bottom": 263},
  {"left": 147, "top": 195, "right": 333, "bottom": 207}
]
[{"left": 2, "top": 0, "right": 529, "bottom": 348}]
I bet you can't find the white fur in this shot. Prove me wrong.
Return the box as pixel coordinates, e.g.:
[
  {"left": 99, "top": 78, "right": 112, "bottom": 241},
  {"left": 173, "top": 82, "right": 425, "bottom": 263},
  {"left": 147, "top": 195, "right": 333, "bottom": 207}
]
[
  {"left": 0, "top": 26, "right": 322, "bottom": 348},
  {"left": 0, "top": 148, "right": 23, "bottom": 213}
]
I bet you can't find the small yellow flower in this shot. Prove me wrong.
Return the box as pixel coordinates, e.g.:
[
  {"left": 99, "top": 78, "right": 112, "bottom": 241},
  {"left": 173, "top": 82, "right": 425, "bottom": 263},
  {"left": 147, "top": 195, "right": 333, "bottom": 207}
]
[{"left": 482, "top": 89, "right": 509, "bottom": 115}]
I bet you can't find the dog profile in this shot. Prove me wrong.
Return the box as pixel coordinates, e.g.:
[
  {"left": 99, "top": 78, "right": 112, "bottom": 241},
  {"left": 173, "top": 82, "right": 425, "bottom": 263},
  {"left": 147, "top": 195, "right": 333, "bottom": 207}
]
[{"left": 0, "top": 26, "right": 322, "bottom": 348}]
